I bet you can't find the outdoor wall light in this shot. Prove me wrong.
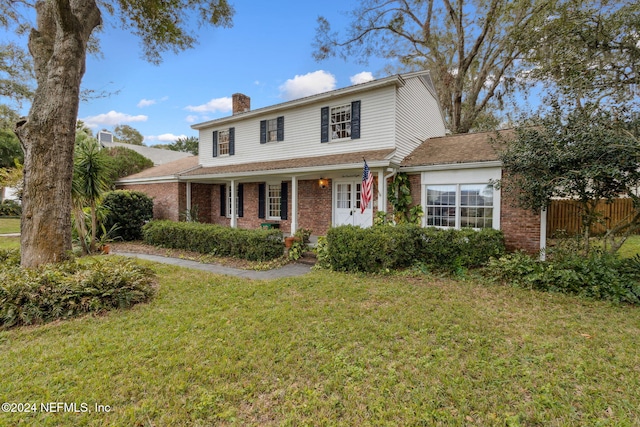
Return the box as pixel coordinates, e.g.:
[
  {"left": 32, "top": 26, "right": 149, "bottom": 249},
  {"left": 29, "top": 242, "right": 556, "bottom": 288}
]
[{"left": 318, "top": 178, "right": 329, "bottom": 189}]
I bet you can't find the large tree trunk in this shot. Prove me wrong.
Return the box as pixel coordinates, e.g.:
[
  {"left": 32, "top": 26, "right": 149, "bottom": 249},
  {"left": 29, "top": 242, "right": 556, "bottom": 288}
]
[{"left": 14, "top": 0, "right": 101, "bottom": 268}]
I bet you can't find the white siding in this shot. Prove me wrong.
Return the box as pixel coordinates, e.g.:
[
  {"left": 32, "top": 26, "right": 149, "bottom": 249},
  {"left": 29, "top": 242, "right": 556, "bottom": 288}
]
[
  {"left": 198, "top": 85, "right": 397, "bottom": 167},
  {"left": 394, "top": 77, "right": 447, "bottom": 163}
]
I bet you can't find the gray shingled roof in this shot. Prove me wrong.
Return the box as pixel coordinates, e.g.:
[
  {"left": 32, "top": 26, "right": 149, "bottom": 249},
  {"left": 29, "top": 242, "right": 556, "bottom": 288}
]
[{"left": 101, "top": 141, "right": 194, "bottom": 165}]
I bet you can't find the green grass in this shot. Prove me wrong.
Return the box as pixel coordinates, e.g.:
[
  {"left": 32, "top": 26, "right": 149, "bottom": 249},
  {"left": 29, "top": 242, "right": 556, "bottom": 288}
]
[
  {"left": 0, "top": 236, "right": 19, "bottom": 250},
  {"left": 618, "top": 234, "right": 640, "bottom": 258},
  {"left": 0, "top": 217, "right": 20, "bottom": 234},
  {"left": 1, "top": 262, "right": 639, "bottom": 426}
]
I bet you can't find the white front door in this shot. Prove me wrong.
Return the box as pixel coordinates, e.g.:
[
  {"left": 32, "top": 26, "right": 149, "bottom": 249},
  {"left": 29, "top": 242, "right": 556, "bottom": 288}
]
[{"left": 334, "top": 180, "right": 373, "bottom": 227}]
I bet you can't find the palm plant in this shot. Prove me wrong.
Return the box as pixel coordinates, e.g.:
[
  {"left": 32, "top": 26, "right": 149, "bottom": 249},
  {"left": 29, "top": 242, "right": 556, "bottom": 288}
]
[{"left": 72, "top": 133, "right": 111, "bottom": 254}]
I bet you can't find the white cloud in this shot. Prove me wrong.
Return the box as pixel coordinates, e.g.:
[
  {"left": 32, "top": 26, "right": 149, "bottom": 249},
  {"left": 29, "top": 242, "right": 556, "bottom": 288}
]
[
  {"left": 137, "top": 96, "right": 168, "bottom": 108},
  {"left": 185, "top": 115, "right": 199, "bottom": 123},
  {"left": 137, "top": 98, "right": 156, "bottom": 108},
  {"left": 350, "top": 71, "right": 375, "bottom": 85},
  {"left": 146, "top": 133, "right": 187, "bottom": 143},
  {"left": 81, "top": 110, "right": 148, "bottom": 128},
  {"left": 279, "top": 70, "right": 336, "bottom": 101},
  {"left": 185, "top": 97, "right": 233, "bottom": 113}
]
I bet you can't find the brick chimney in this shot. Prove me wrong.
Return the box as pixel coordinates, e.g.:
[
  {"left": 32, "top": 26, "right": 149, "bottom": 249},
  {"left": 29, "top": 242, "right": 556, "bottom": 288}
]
[{"left": 232, "top": 93, "right": 250, "bottom": 115}]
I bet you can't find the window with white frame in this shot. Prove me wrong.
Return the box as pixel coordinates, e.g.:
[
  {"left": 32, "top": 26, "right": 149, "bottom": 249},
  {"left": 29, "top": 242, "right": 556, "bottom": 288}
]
[
  {"left": 426, "top": 184, "right": 494, "bottom": 229},
  {"left": 218, "top": 129, "right": 230, "bottom": 155},
  {"left": 331, "top": 104, "right": 351, "bottom": 140},
  {"left": 267, "top": 183, "right": 281, "bottom": 219},
  {"left": 227, "top": 185, "right": 240, "bottom": 217}
]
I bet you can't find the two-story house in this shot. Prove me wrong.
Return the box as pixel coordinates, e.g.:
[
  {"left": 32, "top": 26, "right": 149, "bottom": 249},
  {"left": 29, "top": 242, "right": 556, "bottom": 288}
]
[{"left": 117, "top": 70, "right": 545, "bottom": 254}]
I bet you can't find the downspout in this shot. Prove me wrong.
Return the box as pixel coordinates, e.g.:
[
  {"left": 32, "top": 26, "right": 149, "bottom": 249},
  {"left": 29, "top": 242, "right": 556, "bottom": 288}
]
[{"left": 380, "top": 168, "right": 397, "bottom": 214}]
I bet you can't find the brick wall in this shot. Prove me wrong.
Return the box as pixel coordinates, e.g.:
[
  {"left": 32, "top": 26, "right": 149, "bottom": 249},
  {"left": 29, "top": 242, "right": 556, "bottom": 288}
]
[
  {"left": 500, "top": 171, "right": 542, "bottom": 254},
  {"left": 117, "top": 182, "right": 185, "bottom": 221},
  {"left": 298, "top": 179, "right": 332, "bottom": 235},
  {"left": 190, "top": 183, "right": 212, "bottom": 223}
]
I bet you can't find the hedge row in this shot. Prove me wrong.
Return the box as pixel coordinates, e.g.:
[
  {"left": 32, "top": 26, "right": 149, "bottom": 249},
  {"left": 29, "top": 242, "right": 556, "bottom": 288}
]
[
  {"left": 322, "top": 224, "right": 505, "bottom": 273},
  {"left": 142, "top": 220, "right": 284, "bottom": 261},
  {"left": 0, "top": 250, "right": 156, "bottom": 329}
]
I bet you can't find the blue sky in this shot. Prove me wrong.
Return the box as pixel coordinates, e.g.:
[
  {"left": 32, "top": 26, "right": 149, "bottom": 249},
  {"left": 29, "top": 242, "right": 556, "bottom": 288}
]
[{"left": 76, "top": 1, "right": 391, "bottom": 145}]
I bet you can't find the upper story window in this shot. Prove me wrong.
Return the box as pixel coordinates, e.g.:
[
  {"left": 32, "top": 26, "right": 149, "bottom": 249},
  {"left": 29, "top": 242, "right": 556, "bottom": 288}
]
[
  {"left": 212, "top": 127, "right": 235, "bottom": 157},
  {"left": 331, "top": 104, "right": 351, "bottom": 140},
  {"left": 260, "top": 116, "right": 284, "bottom": 143},
  {"left": 218, "top": 129, "right": 230, "bottom": 155},
  {"left": 321, "top": 101, "right": 360, "bottom": 143}
]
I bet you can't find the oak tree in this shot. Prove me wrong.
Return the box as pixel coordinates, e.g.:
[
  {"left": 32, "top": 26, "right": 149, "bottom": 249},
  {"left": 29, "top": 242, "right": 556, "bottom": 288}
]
[
  {"left": 314, "top": 0, "right": 553, "bottom": 133},
  {"left": 2, "top": 0, "right": 233, "bottom": 267}
]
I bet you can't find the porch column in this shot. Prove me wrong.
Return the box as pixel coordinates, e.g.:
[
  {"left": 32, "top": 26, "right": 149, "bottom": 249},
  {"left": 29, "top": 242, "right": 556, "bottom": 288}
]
[
  {"left": 377, "top": 170, "right": 385, "bottom": 213},
  {"left": 539, "top": 207, "right": 547, "bottom": 261},
  {"left": 291, "top": 176, "right": 298, "bottom": 234},
  {"left": 230, "top": 180, "right": 237, "bottom": 228},
  {"left": 186, "top": 182, "right": 192, "bottom": 218}
]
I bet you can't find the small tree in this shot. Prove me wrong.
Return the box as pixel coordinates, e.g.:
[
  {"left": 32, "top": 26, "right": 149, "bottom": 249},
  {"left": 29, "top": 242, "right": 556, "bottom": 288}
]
[
  {"left": 73, "top": 135, "right": 112, "bottom": 254},
  {"left": 103, "top": 146, "right": 154, "bottom": 187},
  {"left": 113, "top": 124, "right": 144, "bottom": 146},
  {"left": 499, "top": 106, "right": 640, "bottom": 254}
]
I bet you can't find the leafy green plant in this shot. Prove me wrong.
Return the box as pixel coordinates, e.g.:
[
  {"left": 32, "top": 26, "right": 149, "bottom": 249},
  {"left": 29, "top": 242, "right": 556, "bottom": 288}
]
[
  {"left": 0, "top": 199, "right": 21, "bottom": 216},
  {"left": 0, "top": 256, "right": 156, "bottom": 329},
  {"left": 288, "top": 228, "right": 312, "bottom": 261},
  {"left": 102, "top": 190, "right": 154, "bottom": 241},
  {"left": 486, "top": 250, "right": 640, "bottom": 304},
  {"left": 143, "top": 220, "right": 284, "bottom": 261}
]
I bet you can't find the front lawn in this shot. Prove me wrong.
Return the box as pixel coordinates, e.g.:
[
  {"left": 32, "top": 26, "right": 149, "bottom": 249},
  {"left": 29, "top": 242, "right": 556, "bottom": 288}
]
[
  {"left": 1, "top": 262, "right": 639, "bottom": 426},
  {"left": 0, "top": 217, "right": 20, "bottom": 234},
  {"left": 619, "top": 234, "right": 640, "bottom": 258}
]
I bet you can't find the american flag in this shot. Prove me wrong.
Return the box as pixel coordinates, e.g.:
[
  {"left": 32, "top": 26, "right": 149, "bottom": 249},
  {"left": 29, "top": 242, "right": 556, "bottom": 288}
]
[{"left": 361, "top": 160, "right": 373, "bottom": 213}]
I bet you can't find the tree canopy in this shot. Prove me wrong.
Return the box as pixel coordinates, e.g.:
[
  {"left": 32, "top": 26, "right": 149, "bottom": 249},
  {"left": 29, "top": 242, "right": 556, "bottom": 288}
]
[
  {"left": 498, "top": 106, "right": 640, "bottom": 254},
  {"left": 522, "top": 0, "right": 640, "bottom": 111},
  {"left": 113, "top": 124, "right": 144, "bottom": 146},
  {"left": 314, "top": 0, "right": 553, "bottom": 133}
]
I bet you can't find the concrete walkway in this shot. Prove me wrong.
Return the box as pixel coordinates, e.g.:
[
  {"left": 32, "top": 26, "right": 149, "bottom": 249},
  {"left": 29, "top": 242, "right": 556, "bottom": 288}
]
[{"left": 113, "top": 251, "right": 312, "bottom": 280}]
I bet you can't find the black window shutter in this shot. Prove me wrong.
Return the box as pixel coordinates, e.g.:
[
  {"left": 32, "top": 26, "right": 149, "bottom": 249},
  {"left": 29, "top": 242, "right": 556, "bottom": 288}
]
[
  {"left": 237, "top": 184, "right": 244, "bottom": 218},
  {"left": 260, "top": 120, "right": 267, "bottom": 144},
  {"left": 258, "top": 183, "right": 266, "bottom": 219},
  {"left": 220, "top": 184, "right": 226, "bottom": 216},
  {"left": 320, "top": 107, "right": 329, "bottom": 143},
  {"left": 351, "top": 100, "right": 361, "bottom": 139},
  {"left": 212, "top": 131, "right": 218, "bottom": 157},
  {"left": 277, "top": 116, "right": 284, "bottom": 141},
  {"left": 229, "top": 127, "right": 235, "bottom": 155},
  {"left": 280, "top": 182, "right": 288, "bottom": 220}
]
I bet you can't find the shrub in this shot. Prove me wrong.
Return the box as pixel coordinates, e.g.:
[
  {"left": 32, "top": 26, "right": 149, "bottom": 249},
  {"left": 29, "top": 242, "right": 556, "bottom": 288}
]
[
  {"left": 142, "top": 220, "right": 284, "bottom": 261},
  {"left": 0, "top": 256, "right": 156, "bottom": 329},
  {"left": 486, "top": 251, "right": 640, "bottom": 304},
  {"left": 324, "top": 224, "right": 505, "bottom": 273},
  {"left": 102, "top": 190, "right": 154, "bottom": 241},
  {"left": 0, "top": 199, "right": 21, "bottom": 216}
]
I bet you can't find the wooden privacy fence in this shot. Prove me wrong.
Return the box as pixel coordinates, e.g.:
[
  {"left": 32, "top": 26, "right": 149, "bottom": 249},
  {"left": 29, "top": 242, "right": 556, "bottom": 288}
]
[{"left": 547, "top": 198, "right": 639, "bottom": 236}]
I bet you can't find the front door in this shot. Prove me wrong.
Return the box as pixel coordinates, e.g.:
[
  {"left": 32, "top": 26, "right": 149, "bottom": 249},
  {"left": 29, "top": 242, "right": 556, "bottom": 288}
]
[{"left": 334, "top": 180, "right": 373, "bottom": 227}]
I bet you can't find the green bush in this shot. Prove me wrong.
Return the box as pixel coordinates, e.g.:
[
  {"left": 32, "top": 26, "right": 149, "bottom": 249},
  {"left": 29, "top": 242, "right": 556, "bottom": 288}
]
[
  {"left": 0, "top": 199, "right": 21, "bottom": 216},
  {"left": 142, "top": 220, "right": 284, "bottom": 261},
  {"left": 0, "top": 256, "right": 156, "bottom": 329},
  {"left": 324, "top": 224, "right": 505, "bottom": 273},
  {"left": 486, "top": 251, "right": 640, "bottom": 304},
  {"left": 102, "top": 190, "right": 154, "bottom": 241}
]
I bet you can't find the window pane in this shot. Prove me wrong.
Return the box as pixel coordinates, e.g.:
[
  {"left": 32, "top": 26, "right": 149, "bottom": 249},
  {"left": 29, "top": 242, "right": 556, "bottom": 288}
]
[
  {"left": 337, "top": 184, "right": 351, "bottom": 209},
  {"left": 460, "top": 184, "right": 493, "bottom": 229},
  {"left": 330, "top": 104, "right": 351, "bottom": 140},
  {"left": 426, "top": 185, "right": 456, "bottom": 227},
  {"left": 218, "top": 129, "right": 229, "bottom": 155},
  {"left": 267, "top": 118, "right": 277, "bottom": 142},
  {"left": 268, "top": 184, "right": 281, "bottom": 218}
]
